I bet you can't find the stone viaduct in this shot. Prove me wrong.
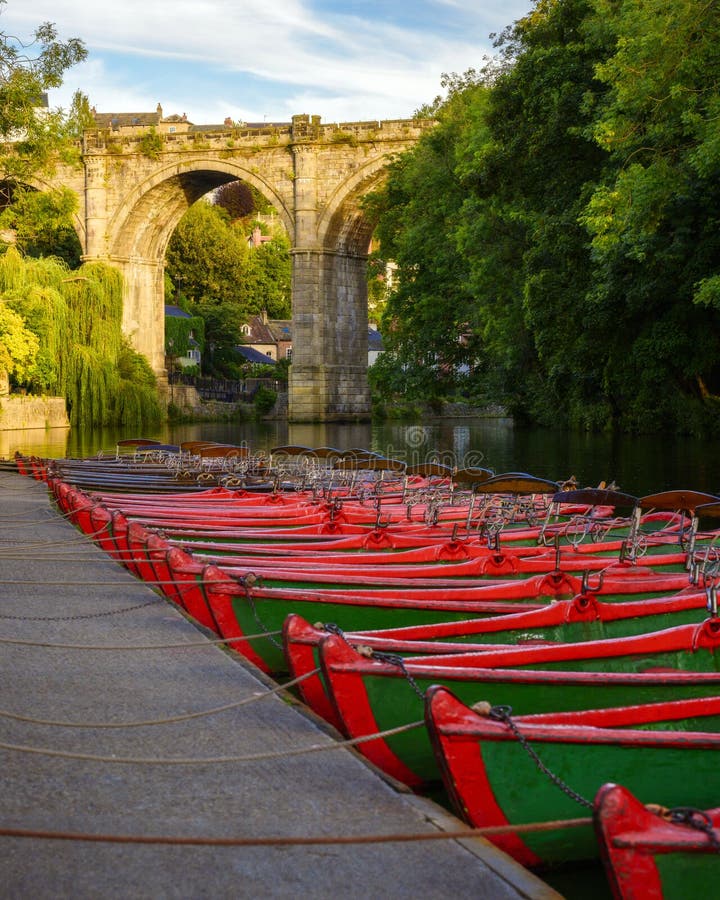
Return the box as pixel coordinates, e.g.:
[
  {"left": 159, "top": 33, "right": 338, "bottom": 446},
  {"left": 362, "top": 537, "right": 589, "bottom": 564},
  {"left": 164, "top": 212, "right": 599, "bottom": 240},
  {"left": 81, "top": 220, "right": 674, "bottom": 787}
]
[{"left": 45, "top": 114, "right": 434, "bottom": 421}]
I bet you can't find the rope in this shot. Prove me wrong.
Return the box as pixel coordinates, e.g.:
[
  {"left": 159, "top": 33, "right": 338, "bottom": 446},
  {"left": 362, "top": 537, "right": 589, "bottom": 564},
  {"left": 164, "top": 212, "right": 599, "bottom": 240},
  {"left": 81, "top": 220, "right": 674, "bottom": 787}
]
[
  {"left": 0, "top": 552, "right": 110, "bottom": 559},
  {"left": 0, "top": 535, "right": 106, "bottom": 550},
  {"left": 0, "top": 668, "right": 319, "bottom": 729},
  {"left": 0, "top": 817, "right": 593, "bottom": 846},
  {"left": 0, "top": 629, "right": 283, "bottom": 649},
  {"left": 0, "top": 503, "right": 81, "bottom": 522},
  {"left": 0, "top": 719, "right": 424, "bottom": 765},
  {"left": 0, "top": 577, "right": 203, "bottom": 587},
  {"left": 0, "top": 599, "right": 164, "bottom": 621}
]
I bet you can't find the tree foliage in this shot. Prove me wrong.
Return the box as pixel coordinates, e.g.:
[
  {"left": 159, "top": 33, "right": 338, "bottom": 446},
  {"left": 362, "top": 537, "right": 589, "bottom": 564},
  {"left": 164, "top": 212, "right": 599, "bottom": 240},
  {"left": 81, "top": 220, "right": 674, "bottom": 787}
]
[
  {"left": 365, "top": 75, "right": 483, "bottom": 408},
  {"left": 165, "top": 194, "right": 291, "bottom": 374},
  {"left": 0, "top": 185, "right": 82, "bottom": 264},
  {"left": 0, "top": 298, "right": 38, "bottom": 381},
  {"left": 0, "top": 1, "right": 87, "bottom": 198},
  {"left": 370, "top": 0, "right": 720, "bottom": 435}
]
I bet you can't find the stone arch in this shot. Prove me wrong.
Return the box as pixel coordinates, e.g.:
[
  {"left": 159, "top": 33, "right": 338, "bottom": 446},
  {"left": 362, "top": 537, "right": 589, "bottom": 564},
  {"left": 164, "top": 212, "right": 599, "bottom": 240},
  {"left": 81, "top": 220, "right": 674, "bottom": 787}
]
[
  {"left": 41, "top": 116, "right": 433, "bottom": 418},
  {"left": 98, "top": 159, "right": 294, "bottom": 375},
  {"left": 106, "top": 159, "right": 293, "bottom": 261}
]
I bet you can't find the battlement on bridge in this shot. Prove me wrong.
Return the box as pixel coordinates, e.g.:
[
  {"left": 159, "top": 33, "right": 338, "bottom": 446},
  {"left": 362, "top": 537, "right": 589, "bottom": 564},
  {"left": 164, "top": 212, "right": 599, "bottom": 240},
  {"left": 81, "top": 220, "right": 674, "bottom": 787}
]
[{"left": 82, "top": 114, "right": 434, "bottom": 154}]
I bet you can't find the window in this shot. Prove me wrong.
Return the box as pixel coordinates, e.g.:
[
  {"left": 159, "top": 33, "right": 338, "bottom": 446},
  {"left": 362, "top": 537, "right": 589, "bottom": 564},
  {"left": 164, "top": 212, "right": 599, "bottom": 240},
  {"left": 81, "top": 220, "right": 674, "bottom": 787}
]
[{"left": 286, "top": 348, "right": 293, "bottom": 360}]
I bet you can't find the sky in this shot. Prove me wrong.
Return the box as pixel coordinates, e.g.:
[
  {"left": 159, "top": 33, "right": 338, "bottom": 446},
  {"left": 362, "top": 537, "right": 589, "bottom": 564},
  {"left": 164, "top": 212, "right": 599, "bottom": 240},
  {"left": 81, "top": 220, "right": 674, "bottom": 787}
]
[{"left": 5, "top": 0, "right": 535, "bottom": 126}]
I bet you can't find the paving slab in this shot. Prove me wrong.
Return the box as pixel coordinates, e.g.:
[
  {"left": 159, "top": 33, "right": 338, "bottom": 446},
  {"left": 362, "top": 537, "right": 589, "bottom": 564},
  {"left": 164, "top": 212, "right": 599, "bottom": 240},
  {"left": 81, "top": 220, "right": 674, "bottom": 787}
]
[{"left": 0, "top": 470, "right": 560, "bottom": 899}]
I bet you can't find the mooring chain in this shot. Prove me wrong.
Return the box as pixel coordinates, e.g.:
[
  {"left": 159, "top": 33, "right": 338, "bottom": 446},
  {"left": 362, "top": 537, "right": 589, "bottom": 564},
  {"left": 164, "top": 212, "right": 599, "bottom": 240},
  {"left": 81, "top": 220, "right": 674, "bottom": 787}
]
[
  {"left": 323, "top": 622, "right": 350, "bottom": 643},
  {"left": 371, "top": 652, "right": 425, "bottom": 701},
  {"left": 666, "top": 807, "right": 720, "bottom": 851},
  {"left": 240, "top": 573, "right": 282, "bottom": 650},
  {"left": 488, "top": 705, "right": 593, "bottom": 810}
]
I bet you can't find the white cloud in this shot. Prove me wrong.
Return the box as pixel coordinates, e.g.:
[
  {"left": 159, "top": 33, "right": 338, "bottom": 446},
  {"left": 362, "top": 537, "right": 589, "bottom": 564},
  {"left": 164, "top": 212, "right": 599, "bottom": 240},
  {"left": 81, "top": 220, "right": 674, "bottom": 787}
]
[{"left": 3, "top": 0, "right": 533, "bottom": 122}]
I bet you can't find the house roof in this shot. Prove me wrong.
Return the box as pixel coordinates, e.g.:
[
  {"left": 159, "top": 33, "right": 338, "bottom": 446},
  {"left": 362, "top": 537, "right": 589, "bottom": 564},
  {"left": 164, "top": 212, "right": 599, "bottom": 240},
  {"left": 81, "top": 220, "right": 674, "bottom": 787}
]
[
  {"left": 268, "top": 320, "right": 292, "bottom": 342},
  {"left": 165, "top": 305, "right": 192, "bottom": 319},
  {"left": 94, "top": 112, "right": 160, "bottom": 129},
  {"left": 368, "top": 327, "right": 384, "bottom": 350},
  {"left": 245, "top": 314, "right": 276, "bottom": 344},
  {"left": 236, "top": 345, "right": 277, "bottom": 365},
  {"left": 92, "top": 104, "right": 191, "bottom": 130}
]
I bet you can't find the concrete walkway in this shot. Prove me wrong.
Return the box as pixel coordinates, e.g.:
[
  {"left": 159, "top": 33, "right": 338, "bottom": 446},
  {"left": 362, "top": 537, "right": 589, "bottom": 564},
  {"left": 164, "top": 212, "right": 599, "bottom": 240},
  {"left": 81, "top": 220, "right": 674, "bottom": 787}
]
[{"left": 0, "top": 471, "right": 559, "bottom": 899}]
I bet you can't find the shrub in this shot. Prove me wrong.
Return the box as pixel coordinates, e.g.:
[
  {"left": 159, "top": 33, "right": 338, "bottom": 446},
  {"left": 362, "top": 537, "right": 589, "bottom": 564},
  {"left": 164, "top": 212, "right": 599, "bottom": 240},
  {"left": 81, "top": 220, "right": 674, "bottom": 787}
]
[{"left": 253, "top": 385, "right": 277, "bottom": 416}]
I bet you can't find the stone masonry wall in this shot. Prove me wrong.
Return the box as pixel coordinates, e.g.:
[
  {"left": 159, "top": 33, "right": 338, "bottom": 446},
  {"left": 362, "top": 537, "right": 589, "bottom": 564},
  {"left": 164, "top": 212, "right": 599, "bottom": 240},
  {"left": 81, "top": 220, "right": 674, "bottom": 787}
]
[{"left": 0, "top": 396, "right": 70, "bottom": 432}]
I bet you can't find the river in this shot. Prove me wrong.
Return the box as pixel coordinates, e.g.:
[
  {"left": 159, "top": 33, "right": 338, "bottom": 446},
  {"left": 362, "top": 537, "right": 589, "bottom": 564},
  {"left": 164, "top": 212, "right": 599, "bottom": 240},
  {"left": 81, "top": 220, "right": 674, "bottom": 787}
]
[{"left": 2, "top": 416, "right": 717, "bottom": 497}]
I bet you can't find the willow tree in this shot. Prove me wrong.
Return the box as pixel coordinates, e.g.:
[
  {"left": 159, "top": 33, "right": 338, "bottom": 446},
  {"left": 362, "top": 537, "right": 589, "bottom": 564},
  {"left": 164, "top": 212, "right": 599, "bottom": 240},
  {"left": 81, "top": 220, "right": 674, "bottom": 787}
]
[{"left": 0, "top": 248, "right": 161, "bottom": 427}]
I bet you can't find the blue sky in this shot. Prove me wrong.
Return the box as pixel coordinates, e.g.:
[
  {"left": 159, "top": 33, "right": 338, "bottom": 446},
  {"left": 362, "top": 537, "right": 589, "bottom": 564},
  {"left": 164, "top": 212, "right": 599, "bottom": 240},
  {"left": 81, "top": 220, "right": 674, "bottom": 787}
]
[{"left": 6, "top": 1, "right": 535, "bottom": 125}]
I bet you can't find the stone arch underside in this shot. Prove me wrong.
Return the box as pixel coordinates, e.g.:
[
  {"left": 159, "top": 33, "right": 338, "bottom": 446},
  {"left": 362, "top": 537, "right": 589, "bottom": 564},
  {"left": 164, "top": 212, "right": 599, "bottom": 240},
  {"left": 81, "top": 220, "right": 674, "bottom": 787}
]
[
  {"left": 102, "top": 160, "right": 293, "bottom": 375},
  {"left": 319, "top": 156, "right": 390, "bottom": 255}
]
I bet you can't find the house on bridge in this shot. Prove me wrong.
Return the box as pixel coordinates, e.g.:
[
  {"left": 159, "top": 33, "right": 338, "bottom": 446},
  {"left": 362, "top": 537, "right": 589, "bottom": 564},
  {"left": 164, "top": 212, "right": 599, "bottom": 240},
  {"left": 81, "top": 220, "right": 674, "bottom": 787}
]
[
  {"left": 92, "top": 104, "right": 194, "bottom": 136},
  {"left": 91, "top": 104, "right": 291, "bottom": 138}
]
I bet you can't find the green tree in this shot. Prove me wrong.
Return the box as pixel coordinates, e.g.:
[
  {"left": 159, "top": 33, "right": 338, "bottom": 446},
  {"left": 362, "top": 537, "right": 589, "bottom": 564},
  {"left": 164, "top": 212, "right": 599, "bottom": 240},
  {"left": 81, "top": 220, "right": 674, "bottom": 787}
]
[
  {"left": 0, "top": 298, "right": 39, "bottom": 386},
  {"left": 243, "top": 227, "right": 292, "bottom": 319},
  {"left": 166, "top": 200, "right": 292, "bottom": 373},
  {"left": 365, "top": 73, "right": 483, "bottom": 408},
  {"left": 457, "top": 0, "right": 616, "bottom": 426},
  {"left": 0, "top": 185, "right": 82, "bottom": 264},
  {"left": 0, "top": 1, "right": 87, "bottom": 201},
  {"left": 363, "top": 0, "right": 720, "bottom": 434},
  {"left": 580, "top": 0, "right": 720, "bottom": 430},
  {"left": 0, "top": 248, "right": 161, "bottom": 426},
  {"left": 166, "top": 200, "right": 250, "bottom": 307}
]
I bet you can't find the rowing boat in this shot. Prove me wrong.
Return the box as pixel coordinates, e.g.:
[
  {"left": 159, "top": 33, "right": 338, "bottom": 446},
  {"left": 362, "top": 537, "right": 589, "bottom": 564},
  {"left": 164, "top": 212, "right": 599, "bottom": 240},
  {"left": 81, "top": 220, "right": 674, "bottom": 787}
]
[
  {"left": 281, "top": 588, "right": 710, "bottom": 727},
  {"left": 316, "top": 618, "right": 720, "bottom": 790},
  {"left": 594, "top": 783, "right": 720, "bottom": 898},
  {"left": 425, "top": 686, "right": 720, "bottom": 868}
]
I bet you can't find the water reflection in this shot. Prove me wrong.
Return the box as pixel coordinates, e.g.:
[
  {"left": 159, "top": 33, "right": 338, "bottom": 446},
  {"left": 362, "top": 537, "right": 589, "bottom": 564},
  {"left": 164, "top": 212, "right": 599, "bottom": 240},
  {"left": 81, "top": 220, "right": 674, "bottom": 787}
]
[{"left": 2, "top": 416, "right": 718, "bottom": 497}]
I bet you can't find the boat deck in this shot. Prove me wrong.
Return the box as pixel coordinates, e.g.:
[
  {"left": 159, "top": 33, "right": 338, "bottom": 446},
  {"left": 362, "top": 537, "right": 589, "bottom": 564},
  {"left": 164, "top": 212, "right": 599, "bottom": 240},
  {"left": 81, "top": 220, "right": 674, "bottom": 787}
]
[{"left": 0, "top": 471, "right": 558, "bottom": 898}]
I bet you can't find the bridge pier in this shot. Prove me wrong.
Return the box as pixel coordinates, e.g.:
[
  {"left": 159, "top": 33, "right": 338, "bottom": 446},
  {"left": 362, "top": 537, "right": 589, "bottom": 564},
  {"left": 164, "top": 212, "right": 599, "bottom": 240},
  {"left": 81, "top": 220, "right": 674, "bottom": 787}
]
[
  {"left": 289, "top": 248, "right": 371, "bottom": 422},
  {"left": 111, "top": 256, "right": 167, "bottom": 376}
]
